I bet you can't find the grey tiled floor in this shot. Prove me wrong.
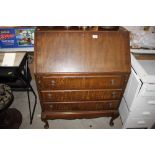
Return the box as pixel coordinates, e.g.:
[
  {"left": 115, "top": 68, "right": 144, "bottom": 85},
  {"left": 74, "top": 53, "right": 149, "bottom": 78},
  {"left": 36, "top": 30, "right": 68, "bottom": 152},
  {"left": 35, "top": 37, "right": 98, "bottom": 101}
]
[{"left": 11, "top": 80, "right": 122, "bottom": 129}]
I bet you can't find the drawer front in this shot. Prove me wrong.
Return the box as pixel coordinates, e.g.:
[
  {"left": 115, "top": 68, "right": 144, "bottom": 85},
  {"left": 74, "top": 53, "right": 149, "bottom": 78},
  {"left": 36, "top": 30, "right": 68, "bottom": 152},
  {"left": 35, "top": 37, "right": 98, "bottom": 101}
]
[
  {"left": 43, "top": 101, "right": 120, "bottom": 111},
  {"left": 129, "top": 109, "right": 155, "bottom": 120},
  {"left": 40, "top": 90, "right": 123, "bottom": 102},
  {"left": 124, "top": 118, "right": 154, "bottom": 129},
  {"left": 139, "top": 83, "right": 155, "bottom": 97},
  {"left": 37, "top": 76, "right": 125, "bottom": 90},
  {"left": 130, "top": 97, "right": 155, "bottom": 110}
]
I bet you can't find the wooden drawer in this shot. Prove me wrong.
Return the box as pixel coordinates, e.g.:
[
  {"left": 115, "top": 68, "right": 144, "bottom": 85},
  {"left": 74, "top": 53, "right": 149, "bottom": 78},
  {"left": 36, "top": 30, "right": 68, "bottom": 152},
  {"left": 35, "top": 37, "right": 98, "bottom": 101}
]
[
  {"left": 43, "top": 110, "right": 117, "bottom": 120},
  {"left": 43, "top": 101, "right": 120, "bottom": 111},
  {"left": 40, "top": 90, "right": 123, "bottom": 102},
  {"left": 37, "top": 75, "right": 125, "bottom": 90}
]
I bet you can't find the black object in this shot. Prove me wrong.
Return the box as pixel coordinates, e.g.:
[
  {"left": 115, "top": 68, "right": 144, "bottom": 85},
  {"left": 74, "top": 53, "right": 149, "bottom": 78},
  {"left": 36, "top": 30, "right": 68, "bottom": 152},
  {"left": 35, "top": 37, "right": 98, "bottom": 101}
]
[
  {"left": 98, "top": 26, "right": 119, "bottom": 31},
  {"left": 0, "top": 84, "right": 13, "bottom": 111},
  {"left": 0, "top": 84, "right": 22, "bottom": 129},
  {"left": 0, "top": 108, "right": 22, "bottom": 129},
  {"left": 0, "top": 52, "right": 37, "bottom": 124}
]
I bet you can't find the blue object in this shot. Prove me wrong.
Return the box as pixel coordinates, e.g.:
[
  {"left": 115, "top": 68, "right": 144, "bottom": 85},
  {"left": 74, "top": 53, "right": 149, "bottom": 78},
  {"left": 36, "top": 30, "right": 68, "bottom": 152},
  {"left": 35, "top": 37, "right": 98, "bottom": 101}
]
[
  {"left": 0, "top": 27, "right": 35, "bottom": 48},
  {"left": 0, "top": 28, "right": 16, "bottom": 48}
]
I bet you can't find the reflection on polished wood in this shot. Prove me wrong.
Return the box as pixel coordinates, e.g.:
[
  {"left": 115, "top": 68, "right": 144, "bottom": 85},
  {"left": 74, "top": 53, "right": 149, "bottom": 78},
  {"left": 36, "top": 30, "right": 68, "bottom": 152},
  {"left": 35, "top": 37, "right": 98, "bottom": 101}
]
[{"left": 35, "top": 31, "right": 130, "bottom": 73}]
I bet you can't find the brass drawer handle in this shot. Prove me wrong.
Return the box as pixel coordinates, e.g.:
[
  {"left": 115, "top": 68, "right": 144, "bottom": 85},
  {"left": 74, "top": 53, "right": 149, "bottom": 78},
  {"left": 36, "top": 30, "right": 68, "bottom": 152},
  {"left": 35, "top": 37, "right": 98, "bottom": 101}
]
[
  {"left": 112, "top": 92, "right": 116, "bottom": 98},
  {"left": 109, "top": 103, "right": 112, "bottom": 108},
  {"left": 111, "top": 79, "right": 115, "bottom": 85},
  {"left": 49, "top": 105, "right": 53, "bottom": 108},
  {"left": 51, "top": 80, "right": 56, "bottom": 86},
  {"left": 48, "top": 93, "right": 52, "bottom": 98}
]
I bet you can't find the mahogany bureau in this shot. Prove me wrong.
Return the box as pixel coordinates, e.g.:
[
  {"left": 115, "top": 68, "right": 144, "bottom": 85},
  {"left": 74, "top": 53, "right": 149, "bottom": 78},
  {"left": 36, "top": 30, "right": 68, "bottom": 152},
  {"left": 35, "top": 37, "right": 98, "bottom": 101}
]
[{"left": 34, "top": 26, "right": 131, "bottom": 128}]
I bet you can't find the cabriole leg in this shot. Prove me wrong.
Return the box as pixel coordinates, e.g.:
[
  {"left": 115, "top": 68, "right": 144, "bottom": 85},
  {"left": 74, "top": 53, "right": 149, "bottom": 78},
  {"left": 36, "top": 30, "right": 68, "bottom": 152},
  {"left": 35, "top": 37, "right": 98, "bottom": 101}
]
[
  {"left": 41, "top": 114, "right": 49, "bottom": 129},
  {"left": 43, "top": 119, "right": 49, "bottom": 129},
  {"left": 110, "top": 112, "right": 119, "bottom": 127}
]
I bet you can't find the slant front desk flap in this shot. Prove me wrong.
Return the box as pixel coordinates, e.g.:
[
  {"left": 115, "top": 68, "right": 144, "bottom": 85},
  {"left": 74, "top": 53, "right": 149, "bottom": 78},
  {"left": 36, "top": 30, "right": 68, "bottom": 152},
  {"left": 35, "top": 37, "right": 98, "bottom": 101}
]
[
  {"left": 35, "top": 28, "right": 130, "bottom": 74},
  {"left": 34, "top": 26, "right": 131, "bottom": 128}
]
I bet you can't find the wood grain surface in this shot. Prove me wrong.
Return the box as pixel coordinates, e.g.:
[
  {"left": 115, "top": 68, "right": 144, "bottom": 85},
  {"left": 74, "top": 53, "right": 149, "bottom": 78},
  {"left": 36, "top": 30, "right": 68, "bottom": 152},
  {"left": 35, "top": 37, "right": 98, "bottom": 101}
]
[{"left": 35, "top": 31, "right": 130, "bottom": 73}]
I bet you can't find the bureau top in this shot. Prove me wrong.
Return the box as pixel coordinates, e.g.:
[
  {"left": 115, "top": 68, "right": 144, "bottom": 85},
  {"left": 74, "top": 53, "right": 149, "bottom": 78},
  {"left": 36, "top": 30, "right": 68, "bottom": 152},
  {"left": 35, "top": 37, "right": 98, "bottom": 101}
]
[{"left": 34, "top": 28, "right": 131, "bottom": 74}]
